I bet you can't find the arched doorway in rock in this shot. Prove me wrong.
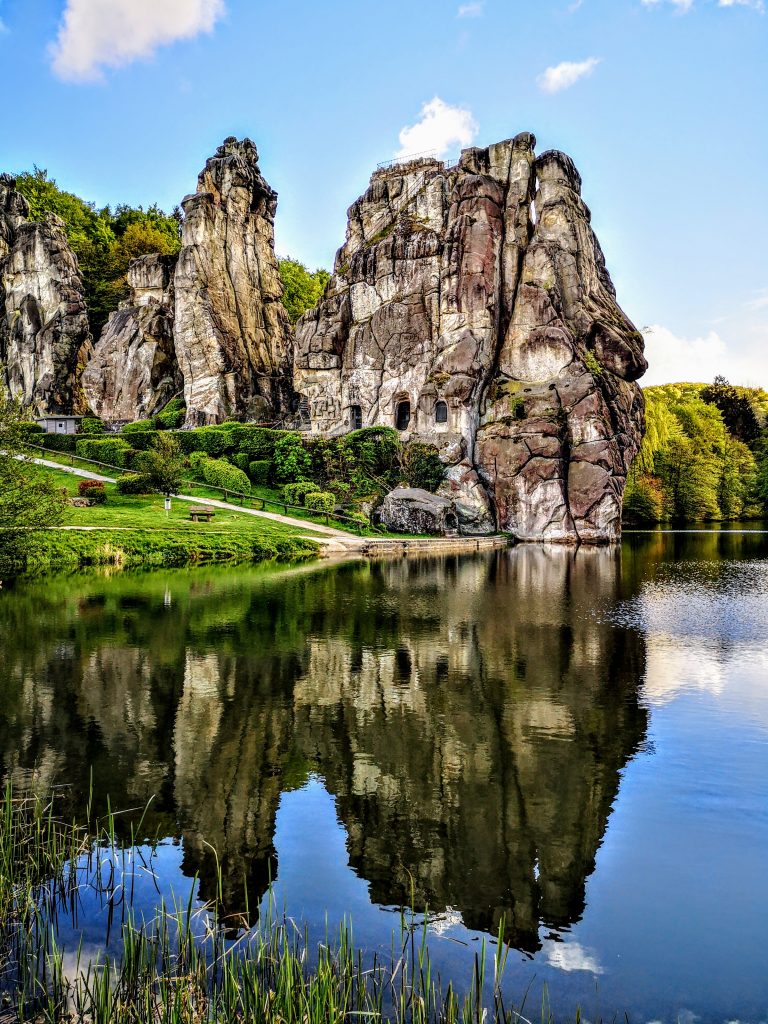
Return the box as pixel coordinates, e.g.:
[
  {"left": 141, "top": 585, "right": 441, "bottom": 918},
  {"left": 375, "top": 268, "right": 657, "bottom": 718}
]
[
  {"left": 395, "top": 400, "right": 411, "bottom": 431},
  {"left": 444, "top": 512, "right": 458, "bottom": 533},
  {"left": 349, "top": 404, "right": 362, "bottom": 430},
  {"left": 435, "top": 400, "right": 448, "bottom": 424}
]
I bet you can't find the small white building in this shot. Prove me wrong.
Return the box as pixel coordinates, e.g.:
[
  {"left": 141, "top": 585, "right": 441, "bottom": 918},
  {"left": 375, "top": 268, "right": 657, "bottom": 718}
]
[{"left": 35, "top": 416, "right": 82, "bottom": 435}]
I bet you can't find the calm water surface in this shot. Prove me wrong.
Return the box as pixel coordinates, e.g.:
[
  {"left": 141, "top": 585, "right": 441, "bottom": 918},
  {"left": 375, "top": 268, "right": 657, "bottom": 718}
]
[{"left": 1, "top": 530, "right": 767, "bottom": 1022}]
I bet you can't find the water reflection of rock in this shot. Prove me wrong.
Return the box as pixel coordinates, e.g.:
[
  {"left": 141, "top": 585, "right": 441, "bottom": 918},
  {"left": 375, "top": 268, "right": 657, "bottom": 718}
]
[{"left": 0, "top": 549, "right": 648, "bottom": 952}]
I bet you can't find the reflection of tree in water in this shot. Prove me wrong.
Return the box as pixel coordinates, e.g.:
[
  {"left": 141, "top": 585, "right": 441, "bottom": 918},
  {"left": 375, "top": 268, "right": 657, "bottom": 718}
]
[{"left": 0, "top": 549, "right": 649, "bottom": 952}]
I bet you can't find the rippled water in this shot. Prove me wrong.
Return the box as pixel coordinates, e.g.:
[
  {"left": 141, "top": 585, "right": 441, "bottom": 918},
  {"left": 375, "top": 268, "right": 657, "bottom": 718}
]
[{"left": 1, "top": 529, "right": 767, "bottom": 1022}]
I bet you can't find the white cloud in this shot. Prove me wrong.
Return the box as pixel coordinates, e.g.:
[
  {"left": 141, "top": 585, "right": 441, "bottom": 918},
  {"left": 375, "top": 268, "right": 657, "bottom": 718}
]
[
  {"left": 457, "top": 1, "right": 484, "bottom": 15},
  {"left": 396, "top": 97, "right": 478, "bottom": 159},
  {"left": 641, "top": 324, "right": 767, "bottom": 386},
  {"left": 49, "top": 0, "right": 225, "bottom": 82},
  {"left": 718, "top": 0, "right": 764, "bottom": 9},
  {"left": 642, "top": 0, "right": 764, "bottom": 10},
  {"left": 641, "top": 0, "right": 694, "bottom": 11},
  {"left": 543, "top": 939, "right": 604, "bottom": 975},
  {"left": 537, "top": 57, "right": 601, "bottom": 94}
]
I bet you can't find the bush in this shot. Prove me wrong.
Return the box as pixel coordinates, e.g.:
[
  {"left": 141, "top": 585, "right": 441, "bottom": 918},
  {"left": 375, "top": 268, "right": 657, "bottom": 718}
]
[
  {"left": 116, "top": 473, "right": 152, "bottom": 495},
  {"left": 403, "top": 442, "right": 444, "bottom": 492},
  {"left": 229, "top": 452, "right": 250, "bottom": 474},
  {"left": 236, "top": 427, "right": 280, "bottom": 461},
  {"left": 171, "top": 427, "right": 234, "bottom": 457},
  {"left": 19, "top": 422, "right": 44, "bottom": 436},
  {"left": 122, "top": 419, "right": 156, "bottom": 433},
  {"left": 343, "top": 427, "right": 401, "bottom": 490},
  {"left": 81, "top": 417, "right": 106, "bottom": 435},
  {"left": 75, "top": 437, "right": 133, "bottom": 467},
  {"left": 40, "top": 433, "right": 77, "bottom": 453},
  {"left": 78, "top": 479, "right": 107, "bottom": 504},
  {"left": 249, "top": 460, "right": 272, "bottom": 485},
  {"left": 122, "top": 429, "right": 160, "bottom": 451},
  {"left": 282, "top": 481, "right": 315, "bottom": 505},
  {"left": 189, "top": 453, "right": 251, "bottom": 495},
  {"left": 623, "top": 474, "right": 664, "bottom": 523},
  {"left": 304, "top": 491, "right": 336, "bottom": 514},
  {"left": 154, "top": 398, "right": 186, "bottom": 430},
  {"left": 273, "top": 432, "right": 312, "bottom": 483}
]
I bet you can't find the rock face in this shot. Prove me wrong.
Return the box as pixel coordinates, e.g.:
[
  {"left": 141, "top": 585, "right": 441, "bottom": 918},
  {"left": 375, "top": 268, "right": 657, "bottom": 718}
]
[
  {"left": 378, "top": 487, "right": 458, "bottom": 535},
  {"left": 174, "top": 137, "right": 292, "bottom": 425},
  {"left": 294, "top": 136, "right": 646, "bottom": 543},
  {"left": 0, "top": 174, "right": 92, "bottom": 414},
  {"left": 83, "top": 254, "right": 180, "bottom": 421}
]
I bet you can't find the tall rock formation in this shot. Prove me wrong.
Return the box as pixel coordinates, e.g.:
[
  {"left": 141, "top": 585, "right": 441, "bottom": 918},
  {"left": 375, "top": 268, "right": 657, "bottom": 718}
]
[
  {"left": 83, "top": 253, "right": 180, "bottom": 421},
  {"left": 294, "top": 135, "right": 646, "bottom": 543},
  {"left": 0, "top": 174, "right": 92, "bottom": 414},
  {"left": 174, "top": 137, "right": 292, "bottom": 425}
]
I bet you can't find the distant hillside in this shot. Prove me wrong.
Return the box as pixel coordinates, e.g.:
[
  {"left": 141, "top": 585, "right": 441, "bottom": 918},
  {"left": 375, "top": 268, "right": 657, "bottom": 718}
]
[{"left": 626, "top": 378, "right": 768, "bottom": 523}]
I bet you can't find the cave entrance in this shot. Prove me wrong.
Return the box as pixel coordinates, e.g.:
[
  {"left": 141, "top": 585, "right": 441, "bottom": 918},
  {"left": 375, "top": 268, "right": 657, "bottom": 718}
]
[
  {"left": 396, "top": 401, "right": 411, "bottom": 431},
  {"left": 435, "top": 400, "right": 448, "bottom": 424},
  {"left": 349, "top": 404, "right": 362, "bottom": 430}
]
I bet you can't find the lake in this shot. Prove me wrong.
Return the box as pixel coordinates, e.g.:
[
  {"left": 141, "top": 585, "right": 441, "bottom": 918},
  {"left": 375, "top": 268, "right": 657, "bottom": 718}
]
[{"left": 1, "top": 530, "right": 767, "bottom": 1022}]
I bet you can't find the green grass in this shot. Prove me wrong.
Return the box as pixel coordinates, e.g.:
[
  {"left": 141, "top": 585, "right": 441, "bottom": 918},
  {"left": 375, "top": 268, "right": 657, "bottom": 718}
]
[{"left": 0, "top": 782, "right": 546, "bottom": 1024}]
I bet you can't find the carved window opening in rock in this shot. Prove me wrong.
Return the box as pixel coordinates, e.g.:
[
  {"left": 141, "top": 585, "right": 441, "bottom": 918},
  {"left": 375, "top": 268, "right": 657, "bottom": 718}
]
[
  {"left": 435, "top": 400, "right": 448, "bottom": 424},
  {"left": 396, "top": 401, "right": 411, "bottom": 431},
  {"left": 349, "top": 404, "right": 362, "bottom": 430},
  {"left": 445, "top": 512, "right": 458, "bottom": 532}
]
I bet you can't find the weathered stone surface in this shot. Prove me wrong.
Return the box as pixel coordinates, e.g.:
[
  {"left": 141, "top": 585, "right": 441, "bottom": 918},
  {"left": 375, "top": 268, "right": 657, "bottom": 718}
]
[
  {"left": 0, "top": 174, "right": 92, "bottom": 414},
  {"left": 378, "top": 486, "right": 458, "bottom": 535},
  {"left": 173, "top": 137, "right": 292, "bottom": 425},
  {"left": 83, "top": 254, "right": 181, "bottom": 421},
  {"left": 294, "top": 136, "right": 646, "bottom": 543}
]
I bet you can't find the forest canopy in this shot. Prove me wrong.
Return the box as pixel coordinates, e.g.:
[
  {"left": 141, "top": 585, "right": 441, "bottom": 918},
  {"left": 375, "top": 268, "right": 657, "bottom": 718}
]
[{"left": 625, "top": 378, "right": 768, "bottom": 523}]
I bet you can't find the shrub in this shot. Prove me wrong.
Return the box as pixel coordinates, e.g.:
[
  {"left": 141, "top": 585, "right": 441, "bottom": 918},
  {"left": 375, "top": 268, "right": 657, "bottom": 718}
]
[
  {"left": 402, "top": 441, "right": 444, "bottom": 492},
  {"left": 229, "top": 452, "right": 250, "bottom": 474},
  {"left": 154, "top": 398, "right": 186, "bottom": 430},
  {"left": 172, "top": 427, "right": 234, "bottom": 457},
  {"left": 343, "top": 427, "right": 401, "bottom": 487},
  {"left": 273, "top": 432, "right": 312, "bottom": 483},
  {"left": 237, "top": 427, "right": 281, "bottom": 461},
  {"left": 304, "top": 490, "right": 335, "bottom": 514},
  {"left": 40, "top": 433, "right": 77, "bottom": 453},
  {"left": 123, "top": 429, "right": 161, "bottom": 451},
  {"left": 19, "top": 422, "right": 44, "bottom": 436},
  {"left": 282, "top": 481, "right": 315, "bottom": 506},
  {"left": 623, "top": 473, "right": 664, "bottom": 523},
  {"left": 246, "top": 460, "right": 270, "bottom": 485},
  {"left": 122, "top": 419, "right": 156, "bottom": 433},
  {"left": 75, "top": 437, "right": 133, "bottom": 467},
  {"left": 78, "top": 479, "right": 107, "bottom": 504},
  {"left": 189, "top": 453, "right": 251, "bottom": 495},
  {"left": 81, "top": 417, "right": 106, "bottom": 435},
  {"left": 116, "top": 473, "right": 152, "bottom": 495}
]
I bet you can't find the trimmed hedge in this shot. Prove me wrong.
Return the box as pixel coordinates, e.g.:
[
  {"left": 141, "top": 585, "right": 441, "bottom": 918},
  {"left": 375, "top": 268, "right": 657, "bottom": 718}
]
[
  {"left": 304, "top": 491, "right": 335, "bottom": 514},
  {"left": 75, "top": 437, "right": 133, "bottom": 467},
  {"left": 229, "top": 452, "right": 250, "bottom": 474},
  {"left": 81, "top": 417, "right": 106, "bottom": 435},
  {"left": 122, "top": 419, "right": 156, "bottom": 433},
  {"left": 172, "top": 427, "right": 233, "bottom": 457},
  {"left": 40, "top": 434, "right": 77, "bottom": 453},
  {"left": 19, "top": 422, "right": 44, "bottom": 437},
  {"left": 116, "top": 473, "right": 153, "bottom": 495},
  {"left": 189, "top": 452, "right": 251, "bottom": 494},
  {"left": 236, "top": 427, "right": 280, "bottom": 461},
  {"left": 282, "top": 481, "right": 315, "bottom": 505},
  {"left": 122, "top": 429, "right": 161, "bottom": 451},
  {"left": 155, "top": 398, "right": 186, "bottom": 430},
  {"left": 249, "top": 460, "right": 271, "bottom": 485}
]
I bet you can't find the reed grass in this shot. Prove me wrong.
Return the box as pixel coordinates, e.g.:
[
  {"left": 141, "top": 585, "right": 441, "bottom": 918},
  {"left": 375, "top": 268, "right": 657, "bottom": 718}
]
[{"left": 0, "top": 782, "right": 553, "bottom": 1024}]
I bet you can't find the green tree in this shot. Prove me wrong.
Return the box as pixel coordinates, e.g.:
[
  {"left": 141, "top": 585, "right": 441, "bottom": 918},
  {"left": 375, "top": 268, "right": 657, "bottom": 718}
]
[
  {"left": 0, "top": 396, "right": 66, "bottom": 577},
  {"left": 136, "top": 434, "right": 186, "bottom": 503},
  {"left": 701, "top": 376, "right": 761, "bottom": 444},
  {"left": 278, "top": 258, "right": 330, "bottom": 323}
]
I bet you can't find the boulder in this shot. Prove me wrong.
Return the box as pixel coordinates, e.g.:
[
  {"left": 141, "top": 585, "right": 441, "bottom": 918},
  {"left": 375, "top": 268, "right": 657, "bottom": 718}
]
[
  {"left": 0, "top": 175, "right": 93, "bottom": 414},
  {"left": 294, "top": 136, "right": 646, "bottom": 543},
  {"left": 378, "top": 487, "right": 459, "bottom": 535},
  {"left": 83, "top": 254, "right": 181, "bottom": 421}
]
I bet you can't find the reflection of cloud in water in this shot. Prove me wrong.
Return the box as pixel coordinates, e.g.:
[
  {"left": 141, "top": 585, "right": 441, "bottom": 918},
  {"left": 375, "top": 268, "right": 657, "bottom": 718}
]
[{"left": 541, "top": 938, "right": 604, "bottom": 975}]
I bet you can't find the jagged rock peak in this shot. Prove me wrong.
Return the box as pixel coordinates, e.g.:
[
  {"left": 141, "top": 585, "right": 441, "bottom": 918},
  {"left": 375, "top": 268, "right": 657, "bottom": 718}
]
[
  {"left": 83, "top": 253, "right": 180, "bottom": 422},
  {"left": 0, "top": 176, "right": 92, "bottom": 414},
  {"left": 294, "top": 133, "right": 647, "bottom": 544}
]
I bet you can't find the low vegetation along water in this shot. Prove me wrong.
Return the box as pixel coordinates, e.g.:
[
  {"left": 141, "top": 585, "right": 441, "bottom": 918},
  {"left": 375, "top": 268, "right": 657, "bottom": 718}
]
[{"left": 1, "top": 529, "right": 767, "bottom": 1022}]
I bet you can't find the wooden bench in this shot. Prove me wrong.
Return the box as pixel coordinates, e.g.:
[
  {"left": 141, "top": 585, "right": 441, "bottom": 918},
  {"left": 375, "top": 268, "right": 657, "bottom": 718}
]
[{"left": 189, "top": 507, "right": 215, "bottom": 523}]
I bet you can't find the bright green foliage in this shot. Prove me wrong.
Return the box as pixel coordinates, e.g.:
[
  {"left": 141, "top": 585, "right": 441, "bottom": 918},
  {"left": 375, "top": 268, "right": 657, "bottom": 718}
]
[
  {"left": 700, "top": 376, "right": 764, "bottom": 443},
  {"left": 228, "top": 452, "right": 250, "bottom": 474},
  {"left": 154, "top": 397, "right": 186, "bottom": 430},
  {"left": 80, "top": 417, "right": 105, "bottom": 435},
  {"left": 304, "top": 491, "right": 336, "bottom": 513},
  {"left": 278, "top": 257, "right": 330, "bottom": 323},
  {"left": 136, "top": 434, "right": 186, "bottom": 496},
  {"left": 115, "top": 474, "right": 152, "bottom": 495},
  {"left": 628, "top": 382, "right": 763, "bottom": 522},
  {"left": 249, "top": 460, "right": 272, "bottom": 485},
  {"left": 273, "top": 433, "right": 312, "bottom": 483},
  {"left": 75, "top": 436, "right": 133, "bottom": 468},
  {"left": 121, "top": 429, "right": 160, "bottom": 451},
  {"left": 189, "top": 452, "right": 251, "bottom": 495},
  {"left": 39, "top": 433, "right": 77, "bottom": 453},
  {"left": 0, "top": 395, "right": 67, "bottom": 576},
  {"left": 77, "top": 480, "right": 107, "bottom": 504},
  {"left": 122, "top": 419, "right": 156, "bottom": 433},
  {"left": 171, "top": 426, "right": 232, "bottom": 457},
  {"left": 282, "top": 482, "right": 315, "bottom": 505},
  {"left": 583, "top": 349, "right": 603, "bottom": 378},
  {"left": 14, "top": 168, "right": 180, "bottom": 338},
  {"left": 402, "top": 442, "right": 444, "bottom": 492}
]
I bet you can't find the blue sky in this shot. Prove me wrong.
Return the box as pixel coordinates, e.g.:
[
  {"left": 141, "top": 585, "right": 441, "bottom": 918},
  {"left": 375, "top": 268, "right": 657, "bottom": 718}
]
[{"left": 1, "top": 0, "right": 766, "bottom": 386}]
